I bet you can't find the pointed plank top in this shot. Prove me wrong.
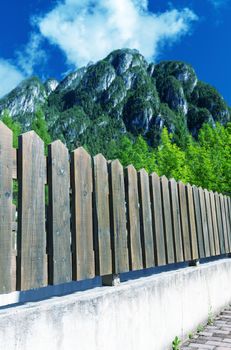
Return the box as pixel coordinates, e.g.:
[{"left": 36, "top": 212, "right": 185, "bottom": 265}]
[
  {"left": 150, "top": 172, "right": 159, "bottom": 180},
  {"left": 93, "top": 153, "right": 107, "bottom": 163},
  {"left": 161, "top": 175, "right": 168, "bottom": 182},
  {"left": 110, "top": 159, "right": 123, "bottom": 171},
  {"left": 49, "top": 139, "right": 68, "bottom": 151},
  {"left": 19, "top": 130, "right": 44, "bottom": 147},
  {"left": 126, "top": 164, "right": 136, "bottom": 173},
  {"left": 138, "top": 168, "right": 148, "bottom": 176},
  {"left": 73, "top": 146, "right": 91, "bottom": 159},
  {"left": 169, "top": 178, "right": 177, "bottom": 184},
  {"left": 0, "top": 121, "right": 13, "bottom": 136}
]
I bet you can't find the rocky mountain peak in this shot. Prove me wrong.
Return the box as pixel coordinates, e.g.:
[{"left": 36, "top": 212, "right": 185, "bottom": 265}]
[
  {"left": 44, "top": 79, "right": 59, "bottom": 95},
  {"left": 0, "top": 77, "right": 47, "bottom": 117},
  {"left": 0, "top": 49, "right": 230, "bottom": 153}
]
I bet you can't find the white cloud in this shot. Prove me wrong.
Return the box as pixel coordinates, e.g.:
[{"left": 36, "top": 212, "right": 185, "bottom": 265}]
[
  {"left": 0, "top": 60, "right": 25, "bottom": 98},
  {"left": 0, "top": 33, "right": 46, "bottom": 98},
  {"left": 16, "top": 33, "right": 47, "bottom": 76},
  {"left": 209, "top": 0, "right": 229, "bottom": 7},
  {"left": 37, "top": 0, "right": 198, "bottom": 67}
]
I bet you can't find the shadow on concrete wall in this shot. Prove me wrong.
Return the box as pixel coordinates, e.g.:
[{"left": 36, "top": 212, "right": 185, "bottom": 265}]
[{"left": 0, "top": 254, "right": 226, "bottom": 310}]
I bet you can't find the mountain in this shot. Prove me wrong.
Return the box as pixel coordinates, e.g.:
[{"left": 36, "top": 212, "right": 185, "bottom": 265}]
[{"left": 0, "top": 48, "right": 230, "bottom": 155}]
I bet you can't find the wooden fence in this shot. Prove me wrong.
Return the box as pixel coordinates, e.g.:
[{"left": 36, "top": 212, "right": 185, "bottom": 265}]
[{"left": 0, "top": 121, "right": 231, "bottom": 294}]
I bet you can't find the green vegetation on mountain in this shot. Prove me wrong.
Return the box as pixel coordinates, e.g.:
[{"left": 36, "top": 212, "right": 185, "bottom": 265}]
[{"left": 0, "top": 48, "right": 230, "bottom": 193}]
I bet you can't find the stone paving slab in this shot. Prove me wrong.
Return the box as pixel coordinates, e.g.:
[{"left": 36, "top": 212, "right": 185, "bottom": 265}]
[{"left": 182, "top": 308, "right": 231, "bottom": 350}]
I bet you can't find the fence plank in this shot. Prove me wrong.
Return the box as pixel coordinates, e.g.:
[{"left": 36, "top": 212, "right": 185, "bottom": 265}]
[
  {"left": 225, "top": 196, "right": 230, "bottom": 252},
  {"left": 138, "top": 169, "right": 155, "bottom": 268},
  {"left": 17, "top": 131, "right": 47, "bottom": 290},
  {"left": 125, "top": 165, "right": 143, "bottom": 270},
  {"left": 169, "top": 179, "right": 183, "bottom": 262},
  {"left": 204, "top": 189, "right": 215, "bottom": 256},
  {"left": 215, "top": 192, "right": 225, "bottom": 254},
  {"left": 150, "top": 173, "right": 166, "bottom": 265},
  {"left": 47, "top": 140, "right": 72, "bottom": 285},
  {"left": 220, "top": 194, "right": 229, "bottom": 253},
  {"left": 109, "top": 159, "right": 129, "bottom": 274},
  {"left": 186, "top": 184, "right": 199, "bottom": 260},
  {"left": 192, "top": 186, "right": 204, "bottom": 258},
  {"left": 198, "top": 187, "right": 210, "bottom": 257},
  {"left": 224, "top": 196, "right": 231, "bottom": 251},
  {"left": 93, "top": 154, "right": 112, "bottom": 276},
  {"left": 0, "top": 122, "right": 14, "bottom": 293},
  {"left": 71, "top": 147, "right": 95, "bottom": 280},
  {"left": 210, "top": 191, "right": 220, "bottom": 255},
  {"left": 178, "top": 181, "right": 191, "bottom": 261},
  {"left": 161, "top": 176, "right": 175, "bottom": 264}
]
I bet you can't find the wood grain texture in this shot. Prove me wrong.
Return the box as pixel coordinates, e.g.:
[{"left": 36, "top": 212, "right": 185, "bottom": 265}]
[
  {"left": 169, "top": 178, "right": 183, "bottom": 262},
  {"left": 138, "top": 169, "right": 155, "bottom": 268},
  {"left": 224, "top": 196, "right": 231, "bottom": 251},
  {"left": 215, "top": 192, "right": 225, "bottom": 254},
  {"left": 17, "top": 131, "right": 47, "bottom": 290},
  {"left": 12, "top": 148, "right": 17, "bottom": 179},
  {"left": 186, "top": 184, "right": 199, "bottom": 260},
  {"left": 71, "top": 147, "right": 95, "bottom": 280},
  {"left": 125, "top": 165, "right": 143, "bottom": 270},
  {"left": 198, "top": 187, "right": 210, "bottom": 257},
  {"left": 0, "top": 122, "right": 14, "bottom": 293},
  {"left": 219, "top": 194, "right": 229, "bottom": 253},
  {"left": 108, "top": 160, "right": 129, "bottom": 273},
  {"left": 227, "top": 197, "right": 231, "bottom": 249},
  {"left": 192, "top": 186, "right": 205, "bottom": 258},
  {"left": 47, "top": 140, "right": 72, "bottom": 285},
  {"left": 209, "top": 191, "right": 220, "bottom": 255},
  {"left": 150, "top": 173, "right": 166, "bottom": 266},
  {"left": 178, "top": 181, "right": 191, "bottom": 261},
  {"left": 204, "top": 189, "right": 215, "bottom": 256},
  {"left": 161, "top": 176, "right": 174, "bottom": 264},
  {"left": 93, "top": 154, "right": 112, "bottom": 276}
]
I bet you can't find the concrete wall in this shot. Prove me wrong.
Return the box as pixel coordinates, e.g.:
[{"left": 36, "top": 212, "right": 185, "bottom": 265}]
[{"left": 0, "top": 258, "right": 231, "bottom": 350}]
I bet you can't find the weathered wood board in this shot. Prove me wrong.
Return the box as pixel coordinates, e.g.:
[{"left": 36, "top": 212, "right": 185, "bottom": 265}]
[
  {"left": 125, "top": 165, "right": 143, "bottom": 270},
  {"left": 186, "top": 184, "right": 199, "bottom": 260},
  {"left": 108, "top": 160, "right": 129, "bottom": 273},
  {"left": 150, "top": 173, "right": 166, "bottom": 265},
  {"left": 17, "top": 131, "right": 47, "bottom": 290},
  {"left": 178, "top": 181, "right": 191, "bottom": 261},
  {"left": 169, "top": 178, "right": 183, "bottom": 262},
  {"left": 138, "top": 169, "right": 155, "bottom": 267},
  {"left": 47, "top": 140, "right": 72, "bottom": 285},
  {"left": 161, "top": 176, "right": 174, "bottom": 264},
  {"left": 71, "top": 147, "right": 95, "bottom": 280},
  {"left": 0, "top": 122, "right": 14, "bottom": 293},
  {"left": 93, "top": 154, "right": 112, "bottom": 276}
]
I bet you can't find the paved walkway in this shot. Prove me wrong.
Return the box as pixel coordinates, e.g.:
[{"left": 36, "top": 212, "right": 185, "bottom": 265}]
[{"left": 182, "top": 308, "right": 231, "bottom": 350}]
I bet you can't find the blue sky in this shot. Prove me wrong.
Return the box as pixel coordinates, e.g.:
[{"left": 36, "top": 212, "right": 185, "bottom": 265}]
[{"left": 0, "top": 0, "right": 230, "bottom": 105}]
